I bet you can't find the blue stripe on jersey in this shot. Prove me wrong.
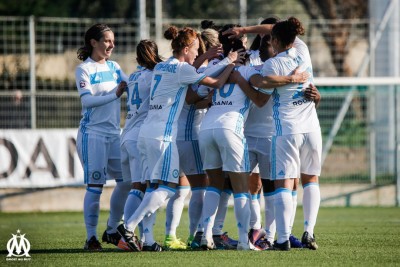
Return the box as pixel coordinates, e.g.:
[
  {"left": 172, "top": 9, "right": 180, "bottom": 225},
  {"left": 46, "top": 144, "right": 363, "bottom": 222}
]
[
  {"left": 271, "top": 136, "right": 277, "bottom": 180},
  {"left": 191, "top": 140, "right": 204, "bottom": 174},
  {"left": 185, "top": 105, "right": 196, "bottom": 141},
  {"left": 161, "top": 142, "right": 172, "bottom": 181},
  {"left": 80, "top": 92, "right": 91, "bottom": 97},
  {"left": 81, "top": 107, "right": 92, "bottom": 134},
  {"left": 235, "top": 97, "right": 251, "bottom": 135},
  {"left": 106, "top": 61, "right": 122, "bottom": 83},
  {"left": 83, "top": 133, "right": 89, "bottom": 184},
  {"left": 89, "top": 71, "right": 115, "bottom": 85},
  {"left": 272, "top": 89, "right": 282, "bottom": 136},
  {"left": 164, "top": 87, "right": 185, "bottom": 140}
]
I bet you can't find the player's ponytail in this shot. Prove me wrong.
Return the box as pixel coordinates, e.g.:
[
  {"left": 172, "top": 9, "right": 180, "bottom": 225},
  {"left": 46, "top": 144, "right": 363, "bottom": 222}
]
[
  {"left": 77, "top": 23, "right": 112, "bottom": 61},
  {"left": 271, "top": 16, "right": 304, "bottom": 47}
]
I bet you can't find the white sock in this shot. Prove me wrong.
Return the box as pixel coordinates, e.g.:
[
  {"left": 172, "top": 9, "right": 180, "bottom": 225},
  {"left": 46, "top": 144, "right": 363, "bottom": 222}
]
[
  {"left": 124, "top": 189, "right": 144, "bottom": 224},
  {"left": 142, "top": 212, "right": 157, "bottom": 246},
  {"left": 107, "top": 181, "right": 131, "bottom": 233},
  {"left": 126, "top": 186, "right": 175, "bottom": 232},
  {"left": 212, "top": 189, "right": 231, "bottom": 235},
  {"left": 138, "top": 187, "right": 155, "bottom": 241},
  {"left": 290, "top": 190, "right": 298, "bottom": 234},
  {"left": 274, "top": 189, "right": 293, "bottom": 244},
  {"left": 250, "top": 193, "right": 262, "bottom": 230},
  {"left": 303, "top": 183, "right": 320, "bottom": 237},
  {"left": 188, "top": 187, "right": 205, "bottom": 236},
  {"left": 264, "top": 192, "right": 276, "bottom": 243},
  {"left": 233, "top": 193, "right": 250, "bottom": 244},
  {"left": 165, "top": 186, "right": 190, "bottom": 236},
  {"left": 84, "top": 187, "right": 102, "bottom": 240},
  {"left": 202, "top": 188, "right": 221, "bottom": 240}
]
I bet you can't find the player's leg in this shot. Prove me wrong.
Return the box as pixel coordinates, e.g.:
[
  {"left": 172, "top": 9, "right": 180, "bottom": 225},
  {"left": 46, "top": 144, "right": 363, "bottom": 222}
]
[
  {"left": 300, "top": 131, "right": 322, "bottom": 250},
  {"left": 77, "top": 131, "right": 106, "bottom": 251},
  {"left": 164, "top": 176, "right": 190, "bottom": 250}
]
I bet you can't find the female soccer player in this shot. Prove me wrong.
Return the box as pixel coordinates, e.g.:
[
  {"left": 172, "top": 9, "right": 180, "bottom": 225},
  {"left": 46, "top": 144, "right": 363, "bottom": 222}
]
[
  {"left": 227, "top": 17, "right": 321, "bottom": 250},
  {"left": 120, "top": 40, "right": 164, "bottom": 252},
  {"left": 75, "top": 23, "right": 129, "bottom": 251},
  {"left": 117, "top": 26, "right": 239, "bottom": 252},
  {"left": 198, "top": 25, "right": 309, "bottom": 251}
]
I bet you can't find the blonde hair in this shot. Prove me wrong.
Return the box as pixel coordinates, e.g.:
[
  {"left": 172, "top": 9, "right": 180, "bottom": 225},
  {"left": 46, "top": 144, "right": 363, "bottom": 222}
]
[{"left": 201, "top": 28, "right": 220, "bottom": 50}]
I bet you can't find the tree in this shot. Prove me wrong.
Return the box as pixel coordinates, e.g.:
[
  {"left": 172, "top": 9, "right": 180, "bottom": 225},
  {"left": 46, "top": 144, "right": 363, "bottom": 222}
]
[{"left": 298, "top": 0, "right": 368, "bottom": 76}]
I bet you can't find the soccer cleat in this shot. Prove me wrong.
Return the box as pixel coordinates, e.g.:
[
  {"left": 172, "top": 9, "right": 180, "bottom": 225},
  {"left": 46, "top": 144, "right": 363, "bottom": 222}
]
[
  {"left": 289, "top": 234, "right": 304, "bottom": 248},
  {"left": 221, "top": 232, "right": 238, "bottom": 248},
  {"left": 142, "top": 242, "right": 163, "bottom": 252},
  {"left": 213, "top": 235, "right": 236, "bottom": 250},
  {"left": 116, "top": 224, "right": 141, "bottom": 252},
  {"left": 254, "top": 236, "right": 272, "bottom": 250},
  {"left": 84, "top": 236, "right": 103, "bottom": 252},
  {"left": 116, "top": 239, "right": 133, "bottom": 251},
  {"left": 200, "top": 236, "right": 216, "bottom": 250},
  {"left": 190, "top": 231, "right": 203, "bottom": 249},
  {"left": 248, "top": 228, "right": 267, "bottom": 250},
  {"left": 164, "top": 235, "right": 187, "bottom": 250},
  {"left": 187, "top": 235, "right": 194, "bottom": 246},
  {"left": 237, "top": 240, "right": 258, "bottom": 251},
  {"left": 102, "top": 230, "right": 122, "bottom": 246},
  {"left": 267, "top": 240, "right": 290, "bottom": 251},
  {"left": 301, "top": 231, "right": 318, "bottom": 250}
]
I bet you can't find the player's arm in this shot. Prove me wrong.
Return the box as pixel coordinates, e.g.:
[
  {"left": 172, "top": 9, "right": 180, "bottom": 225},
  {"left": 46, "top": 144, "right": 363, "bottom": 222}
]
[
  {"left": 229, "top": 71, "right": 270, "bottom": 108},
  {"left": 249, "top": 71, "right": 308, "bottom": 89},
  {"left": 223, "top": 24, "right": 273, "bottom": 39},
  {"left": 192, "top": 45, "right": 223, "bottom": 69},
  {"left": 80, "top": 81, "right": 127, "bottom": 108}
]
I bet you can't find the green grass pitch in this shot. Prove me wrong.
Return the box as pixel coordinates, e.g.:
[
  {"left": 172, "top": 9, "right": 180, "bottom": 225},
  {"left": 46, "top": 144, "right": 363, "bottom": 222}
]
[{"left": 0, "top": 207, "right": 399, "bottom": 266}]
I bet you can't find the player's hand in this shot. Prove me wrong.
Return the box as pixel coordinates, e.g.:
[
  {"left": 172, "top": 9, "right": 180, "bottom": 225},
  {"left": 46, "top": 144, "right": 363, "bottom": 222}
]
[
  {"left": 222, "top": 27, "right": 242, "bottom": 39},
  {"left": 204, "top": 45, "right": 223, "bottom": 60},
  {"left": 304, "top": 83, "right": 320, "bottom": 101},
  {"left": 291, "top": 67, "right": 309, "bottom": 83},
  {"left": 228, "top": 70, "right": 242, "bottom": 84},
  {"left": 116, "top": 81, "right": 127, "bottom": 98}
]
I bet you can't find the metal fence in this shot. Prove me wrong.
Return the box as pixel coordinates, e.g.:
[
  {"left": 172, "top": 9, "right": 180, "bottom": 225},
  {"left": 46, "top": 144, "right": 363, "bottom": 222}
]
[{"left": 0, "top": 16, "right": 399, "bottom": 187}]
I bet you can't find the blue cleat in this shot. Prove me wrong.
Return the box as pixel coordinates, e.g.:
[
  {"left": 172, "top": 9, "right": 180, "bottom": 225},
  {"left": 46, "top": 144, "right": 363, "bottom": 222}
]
[{"left": 289, "top": 234, "right": 304, "bottom": 248}]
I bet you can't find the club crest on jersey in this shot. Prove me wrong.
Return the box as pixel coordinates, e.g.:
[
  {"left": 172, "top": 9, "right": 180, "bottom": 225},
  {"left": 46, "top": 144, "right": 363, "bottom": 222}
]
[{"left": 79, "top": 81, "right": 86, "bottom": 88}]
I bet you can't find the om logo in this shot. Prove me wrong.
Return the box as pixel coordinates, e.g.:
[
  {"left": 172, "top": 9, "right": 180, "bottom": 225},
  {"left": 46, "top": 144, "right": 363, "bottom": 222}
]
[{"left": 6, "top": 229, "right": 31, "bottom": 258}]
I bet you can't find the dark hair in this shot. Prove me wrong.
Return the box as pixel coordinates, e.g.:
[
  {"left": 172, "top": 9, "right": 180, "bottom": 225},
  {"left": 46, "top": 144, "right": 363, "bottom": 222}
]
[
  {"left": 201, "top": 20, "right": 222, "bottom": 31},
  {"left": 77, "top": 23, "right": 112, "bottom": 61},
  {"left": 271, "top": 17, "right": 305, "bottom": 48},
  {"left": 249, "top": 16, "right": 280, "bottom": 51},
  {"left": 218, "top": 24, "right": 244, "bottom": 57},
  {"left": 164, "top": 26, "right": 198, "bottom": 54},
  {"left": 136, "top": 40, "right": 163, "bottom": 70}
]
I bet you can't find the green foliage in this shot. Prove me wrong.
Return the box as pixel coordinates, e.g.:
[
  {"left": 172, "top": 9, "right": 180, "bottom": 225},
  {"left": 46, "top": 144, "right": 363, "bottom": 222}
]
[{"left": 1, "top": 207, "right": 399, "bottom": 266}]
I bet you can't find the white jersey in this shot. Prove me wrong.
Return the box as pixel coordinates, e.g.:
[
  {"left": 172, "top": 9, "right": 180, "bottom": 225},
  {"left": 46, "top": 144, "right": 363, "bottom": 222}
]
[
  {"left": 248, "top": 50, "right": 263, "bottom": 67},
  {"left": 200, "top": 65, "right": 259, "bottom": 138},
  {"left": 139, "top": 57, "right": 205, "bottom": 142},
  {"left": 75, "top": 58, "right": 127, "bottom": 136},
  {"left": 262, "top": 37, "right": 320, "bottom": 136},
  {"left": 121, "top": 67, "right": 153, "bottom": 143}
]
